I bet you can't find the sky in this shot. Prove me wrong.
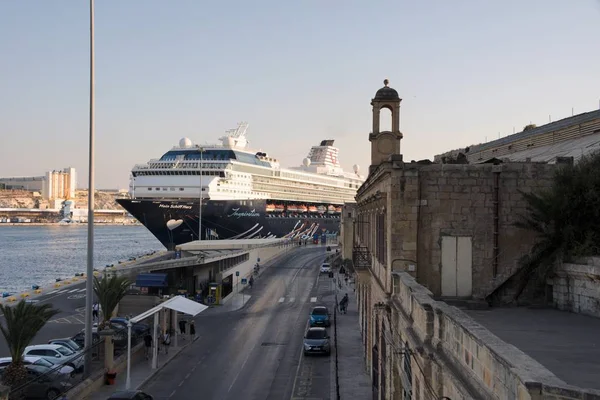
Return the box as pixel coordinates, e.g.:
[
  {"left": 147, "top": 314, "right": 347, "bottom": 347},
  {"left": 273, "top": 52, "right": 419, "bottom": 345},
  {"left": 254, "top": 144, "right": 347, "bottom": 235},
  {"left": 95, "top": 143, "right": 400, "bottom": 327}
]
[{"left": 1, "top": 1, "right": 599, "bottom": 190}]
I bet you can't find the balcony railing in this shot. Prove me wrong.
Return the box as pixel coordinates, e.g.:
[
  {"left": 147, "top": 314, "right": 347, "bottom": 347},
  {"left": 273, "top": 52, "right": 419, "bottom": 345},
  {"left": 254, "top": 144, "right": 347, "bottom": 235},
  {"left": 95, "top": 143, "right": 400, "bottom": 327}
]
[{"left": 353, "top": 246, "right": 371, "bottom": 270}]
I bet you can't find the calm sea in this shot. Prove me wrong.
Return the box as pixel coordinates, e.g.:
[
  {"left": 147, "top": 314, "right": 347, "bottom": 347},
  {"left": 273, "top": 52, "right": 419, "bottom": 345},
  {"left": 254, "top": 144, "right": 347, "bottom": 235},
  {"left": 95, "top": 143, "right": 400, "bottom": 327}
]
[{"left": 0, "top": 225, "right": 163, "bottom": 293}]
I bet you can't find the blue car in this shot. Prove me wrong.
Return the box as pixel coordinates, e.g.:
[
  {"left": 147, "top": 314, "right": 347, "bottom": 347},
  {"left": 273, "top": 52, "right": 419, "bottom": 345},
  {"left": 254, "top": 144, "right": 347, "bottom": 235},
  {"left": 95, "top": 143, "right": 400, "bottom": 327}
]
[{"left": 309, "top": 306, "right": 330, "bottom": 327}]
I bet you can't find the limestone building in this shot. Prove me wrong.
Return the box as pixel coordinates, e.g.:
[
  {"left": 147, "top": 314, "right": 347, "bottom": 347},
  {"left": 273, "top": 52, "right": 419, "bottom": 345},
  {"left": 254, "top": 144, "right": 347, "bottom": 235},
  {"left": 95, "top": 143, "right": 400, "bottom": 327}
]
[{"left": 350, "top": 80, "right": 562, "bottom": 399}]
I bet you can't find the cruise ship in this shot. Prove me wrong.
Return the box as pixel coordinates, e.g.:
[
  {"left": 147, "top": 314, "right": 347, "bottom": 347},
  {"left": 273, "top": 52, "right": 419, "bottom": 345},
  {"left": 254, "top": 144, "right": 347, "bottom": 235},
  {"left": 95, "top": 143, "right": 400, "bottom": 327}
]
[{"left": 117, "top": 123, "right": 365, "bottom": 249}]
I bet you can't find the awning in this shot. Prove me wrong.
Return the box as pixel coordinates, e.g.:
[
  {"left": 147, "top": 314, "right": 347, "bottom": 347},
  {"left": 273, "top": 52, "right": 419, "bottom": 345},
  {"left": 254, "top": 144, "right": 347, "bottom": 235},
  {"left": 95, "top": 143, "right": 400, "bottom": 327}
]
[
  {"left": 135, "top": 273, "right": 168, "bottom": 288},
  {"left": 162, "top": 296, "right": 208, "bottom": 316},
  {"left": 130, "top": 296, "right": 208, "bottom": 323}
]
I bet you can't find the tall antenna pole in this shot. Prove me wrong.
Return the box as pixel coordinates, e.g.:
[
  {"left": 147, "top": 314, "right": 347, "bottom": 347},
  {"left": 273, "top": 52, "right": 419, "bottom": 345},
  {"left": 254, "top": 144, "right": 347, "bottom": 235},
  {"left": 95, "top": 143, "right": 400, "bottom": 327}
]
[
  {"left": 198, "top": 147, "right": 203, "bottom": 241},
  {"left": 84, "top": 0, "right": 96, "bottom": 378}
]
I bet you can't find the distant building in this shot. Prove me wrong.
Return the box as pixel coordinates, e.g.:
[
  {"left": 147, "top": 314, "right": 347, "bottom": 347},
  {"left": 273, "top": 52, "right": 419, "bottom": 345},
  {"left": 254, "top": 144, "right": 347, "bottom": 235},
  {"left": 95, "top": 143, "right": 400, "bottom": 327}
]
[
  {"left": 0, "top": 176, "right": 45, "bottom": 192},
  {"left": 0, "top": 167, "right": 77, "bottom": 200},
  {"left": 43, "top": 167, "right": 77, "bottom": 200}
]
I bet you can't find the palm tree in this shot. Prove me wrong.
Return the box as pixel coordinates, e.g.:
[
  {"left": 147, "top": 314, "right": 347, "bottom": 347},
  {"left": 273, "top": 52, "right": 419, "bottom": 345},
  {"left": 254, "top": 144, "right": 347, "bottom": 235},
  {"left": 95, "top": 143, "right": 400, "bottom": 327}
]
[
  {"left": 93, "top": 274, "right": 131, "bottom": 328},
  {"left": 0, "top": 301, "right": 60, "bottom": 388},
  {"left": 509, "top": 151, "right": 600, "bottom": 302}
]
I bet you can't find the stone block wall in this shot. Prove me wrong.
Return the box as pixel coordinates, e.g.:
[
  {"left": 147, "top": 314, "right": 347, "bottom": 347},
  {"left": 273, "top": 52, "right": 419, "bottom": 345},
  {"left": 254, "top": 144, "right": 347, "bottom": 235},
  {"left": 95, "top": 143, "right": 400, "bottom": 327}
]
[
  {"left": 391, "top": 272, "right": 600, "bottom": 400},
  {"left": 414, "top": 162, "right": 556, "bottom": 299},
  {"left": 552, "top": 258, "right": 600, "bottom": 318}
]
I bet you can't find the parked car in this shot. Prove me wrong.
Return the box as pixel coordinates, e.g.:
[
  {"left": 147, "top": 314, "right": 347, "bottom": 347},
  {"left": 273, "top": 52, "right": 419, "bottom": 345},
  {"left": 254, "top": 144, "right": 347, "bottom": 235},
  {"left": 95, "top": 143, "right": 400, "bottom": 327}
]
[
  {"left": 48, "top": 338, "right": 82, "bottom": 353},
  {"left": 110, "top": 318, "right": 150, "bottom": 336},
  {"left": 71, "top": 331, "right": 100, "bottom": 348},
  {"left": 24, "top": 344, "right": 84, "bottom": 372},
  {"left": 303, "top": 327, "right": 331, "bottom": 356},
  {"left": 107, "top": 390, "right": 154, "bottom": 399},
  {"left": 309, "top": 306, "right": 331, "bottom": 327},
  {"left": 0, "top": 367, "right": 72, "bottom": 399},
  {"left": 320, "top": 263, "right": 332, "bottom": 274},
  {"left": 0, "top": 356, "right": 74, "bottom": 377}
]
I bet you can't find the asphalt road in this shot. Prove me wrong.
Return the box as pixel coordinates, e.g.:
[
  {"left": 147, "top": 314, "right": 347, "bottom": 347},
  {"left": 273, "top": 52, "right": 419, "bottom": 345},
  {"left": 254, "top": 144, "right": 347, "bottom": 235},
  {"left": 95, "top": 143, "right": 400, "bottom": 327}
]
[
  {"left": 141, "top": 246, "right": 336, "bottom": 400},
  {"left": 0, "top": 281, "right": 93, "bottom": 357}
]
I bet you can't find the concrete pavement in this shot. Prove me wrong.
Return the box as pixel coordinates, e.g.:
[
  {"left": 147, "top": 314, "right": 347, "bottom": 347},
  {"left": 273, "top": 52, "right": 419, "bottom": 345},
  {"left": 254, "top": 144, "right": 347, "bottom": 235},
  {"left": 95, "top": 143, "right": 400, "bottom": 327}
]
[
  {"left": 465, "top": 306, "right": 600, "bottom": 390},
  {"left": 334, "top": 274, "right": 371, "bottom": 400},
  {"left": 140, "top": 246, "right": 335, "bottom": 400}
]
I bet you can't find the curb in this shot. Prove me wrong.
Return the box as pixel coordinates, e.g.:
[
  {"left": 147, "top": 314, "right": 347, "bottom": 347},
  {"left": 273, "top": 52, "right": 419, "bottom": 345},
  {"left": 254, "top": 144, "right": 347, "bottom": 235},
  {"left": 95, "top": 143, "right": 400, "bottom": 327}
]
[{"left": 135, "top": 335, "right": 199, "bottom": 390}]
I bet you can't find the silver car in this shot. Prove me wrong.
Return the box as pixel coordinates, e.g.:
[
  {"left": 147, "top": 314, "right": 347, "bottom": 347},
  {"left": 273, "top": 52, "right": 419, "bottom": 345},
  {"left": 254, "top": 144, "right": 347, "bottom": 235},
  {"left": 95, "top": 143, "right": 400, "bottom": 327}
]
[{"left": 303, "top": 327, "right": 331, "bottom": 356}]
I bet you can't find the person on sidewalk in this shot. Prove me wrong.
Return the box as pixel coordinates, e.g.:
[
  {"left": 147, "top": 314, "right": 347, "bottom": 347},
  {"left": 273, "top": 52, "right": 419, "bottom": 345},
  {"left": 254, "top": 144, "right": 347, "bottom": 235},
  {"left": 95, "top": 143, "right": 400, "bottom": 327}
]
[
  {"left": 163, "top": 330, "right": 172, "bottom": 354},
  {"left": 143, "top": 333, "right": 152, "bottom": 360},
  {"left": 249, "top": 276, "right": 254, "bottom": 289},
  {"left": 189, "top": 320, "right": 196, "bottom": 339},
  {"left": 339, "top": 293, "right": 349, "bottom": 314},
  {"left": 92, "top": 302, "right": 99, "bottom": 322},
  {"left": 179, "top": 319, "right": 187, "bottom": 340}
]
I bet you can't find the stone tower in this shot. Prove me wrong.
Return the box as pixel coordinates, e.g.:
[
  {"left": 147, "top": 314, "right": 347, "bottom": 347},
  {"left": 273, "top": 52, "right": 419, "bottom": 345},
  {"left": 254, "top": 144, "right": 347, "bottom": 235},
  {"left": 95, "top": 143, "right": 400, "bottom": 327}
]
[{"left": 369, "top": 79, "right": 403, "bottom": 173}]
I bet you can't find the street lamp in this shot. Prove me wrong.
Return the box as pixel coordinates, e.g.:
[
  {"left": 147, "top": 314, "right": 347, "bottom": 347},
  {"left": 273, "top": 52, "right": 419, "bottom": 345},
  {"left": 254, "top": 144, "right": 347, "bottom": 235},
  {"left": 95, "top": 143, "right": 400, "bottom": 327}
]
[
  {"left": 84, "top": 0, "right": 96, "bottom": 377},
  {"left": 198, "top": 147, "right": 204, "bottom": 241}
]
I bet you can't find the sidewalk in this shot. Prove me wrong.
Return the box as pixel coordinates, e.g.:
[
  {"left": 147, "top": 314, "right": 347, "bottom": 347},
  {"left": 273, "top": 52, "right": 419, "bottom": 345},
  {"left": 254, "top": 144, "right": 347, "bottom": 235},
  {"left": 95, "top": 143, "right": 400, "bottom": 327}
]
[
  {"left": 335, "top": 273, "right": 371, "bottom": 399},
  {"left": 84, "top": 335, "right": 197, "bottom": 399}
]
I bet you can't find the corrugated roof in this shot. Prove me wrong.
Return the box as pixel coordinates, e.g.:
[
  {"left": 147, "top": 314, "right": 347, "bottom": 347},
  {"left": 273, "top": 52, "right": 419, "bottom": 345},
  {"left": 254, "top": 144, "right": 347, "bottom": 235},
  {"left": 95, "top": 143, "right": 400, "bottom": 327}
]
[
  {"left": 467, "top": 109, "right": 600, "bottom": 154},
  {"left": 473, "top": 132, "right": 600, "bottom": 164}
]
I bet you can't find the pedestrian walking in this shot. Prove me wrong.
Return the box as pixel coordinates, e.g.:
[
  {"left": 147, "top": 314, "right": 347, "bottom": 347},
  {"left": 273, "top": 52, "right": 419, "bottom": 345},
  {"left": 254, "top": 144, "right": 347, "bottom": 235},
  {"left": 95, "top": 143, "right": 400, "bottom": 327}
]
[
  {"left": 249, "top": 276, "right": 254, "bottom": 288},
  {"left": 189, "top": 320, "right": 196, "bottom": 339},
  {"left": 163, "top": 330, "right": 171, "bottom": 354},
  {"left": 92, "top": 302, "right": 99, "bottom": 322},
  {"left": 339, "top": 293, "right": 349, "bottom": 314},
  {"left": 143, "top": 333, "right": 152, "bottom": 360}
]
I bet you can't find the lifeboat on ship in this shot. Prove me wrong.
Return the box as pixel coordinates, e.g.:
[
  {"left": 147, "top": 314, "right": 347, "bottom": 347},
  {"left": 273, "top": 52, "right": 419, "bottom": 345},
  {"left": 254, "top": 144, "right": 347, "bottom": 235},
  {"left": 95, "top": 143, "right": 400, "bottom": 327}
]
[
  {"left": 274, "top": 205, "right": 285, "bottom": 213},
  {"left": 327, "top": 205, "right": 336, "bottom": 214},
  {"left": 265, "top": 204, "right": 276, "bottom": 212},
  {"left": 298, "top": 205, "right": 308, "bottom": 213},
  {"left": 308, "top": 205, "right": 318, "bottom": 213},
  {"left": 317, "top": 205, "right": 326, "bottom": 214},
  {"left": 287, "top": 204, "right": 298, "bottom": 213}
]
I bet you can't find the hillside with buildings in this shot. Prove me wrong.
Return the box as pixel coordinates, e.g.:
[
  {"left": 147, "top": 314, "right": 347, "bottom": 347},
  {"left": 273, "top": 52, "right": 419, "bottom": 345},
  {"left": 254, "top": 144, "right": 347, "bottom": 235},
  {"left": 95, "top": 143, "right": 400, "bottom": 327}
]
[{"left": 0, "top": 189, "right": 126, "bottom": 210}]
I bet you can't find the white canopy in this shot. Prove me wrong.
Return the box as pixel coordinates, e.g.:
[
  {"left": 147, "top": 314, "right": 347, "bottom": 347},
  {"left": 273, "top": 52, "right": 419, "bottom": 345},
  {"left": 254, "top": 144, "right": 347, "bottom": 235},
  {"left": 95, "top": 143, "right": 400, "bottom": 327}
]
[
  {"left": 162, "top": 295, "right": 208, "bottom": 316},
  {"left": 130, "top": 296, "right": 208, "bottom": 324}
]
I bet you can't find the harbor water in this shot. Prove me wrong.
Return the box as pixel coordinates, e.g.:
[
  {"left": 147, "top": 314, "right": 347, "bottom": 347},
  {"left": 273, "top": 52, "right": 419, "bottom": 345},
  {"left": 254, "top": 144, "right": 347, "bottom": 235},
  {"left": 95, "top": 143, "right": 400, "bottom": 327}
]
[{"left": 0, "top": 225, "right": 163, "bottom": 293}]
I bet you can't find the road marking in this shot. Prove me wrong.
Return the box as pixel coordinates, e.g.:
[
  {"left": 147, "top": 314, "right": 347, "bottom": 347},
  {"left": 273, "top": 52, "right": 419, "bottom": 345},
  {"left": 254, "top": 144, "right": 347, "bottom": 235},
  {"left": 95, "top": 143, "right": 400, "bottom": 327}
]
[
  {"left": 278, "top": 297, "right": 285, "bottom": 303},
  {"left": 47, "top": 290, "right": 59, "bottom": 294},
  {"left": 68, "top": 289, "right": 79, "bottom": 293},
  {"left": 290, "top": 319, "right": 310, "bottom": 399},
  {"left": 310, "top": 297, "right": 317, "bottom": 303},
  {"left": 288, "top": 297, "right": 295, "bottom": 303},
  {"left": 169, "top": 390, "right": 176, "bottom": 398},
  {"left": 227, "top": 335, "right": 259, "bottom": 393},
  {"left": 77, "top": 288, "right": 87, "bottom": 293},
  {"left": 185, "top": 373, "right": 191, "bottom": 379},
  {"left": 178, "top": 381, "right": 184, "bottom": 387}
]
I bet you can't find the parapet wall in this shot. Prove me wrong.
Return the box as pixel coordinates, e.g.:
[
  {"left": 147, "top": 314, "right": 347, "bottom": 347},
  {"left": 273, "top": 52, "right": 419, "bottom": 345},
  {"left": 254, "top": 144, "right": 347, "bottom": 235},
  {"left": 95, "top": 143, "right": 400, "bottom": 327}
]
[
  {"left": 393, "top": 272, "right": 600, "bottom": 400},
  {"left": 552, "top": 257, "right": 600, "bottom": 319}
]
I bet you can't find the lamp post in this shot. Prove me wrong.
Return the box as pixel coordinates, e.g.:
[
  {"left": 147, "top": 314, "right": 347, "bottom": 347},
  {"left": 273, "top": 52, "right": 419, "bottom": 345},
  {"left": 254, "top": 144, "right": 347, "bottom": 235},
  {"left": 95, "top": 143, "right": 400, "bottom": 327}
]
[
  {"left": 84, "top": 0, "right": 96, "bottom": 378},
  {"left": 198, "top": 147, "right": 204, "bottom": 241}
]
